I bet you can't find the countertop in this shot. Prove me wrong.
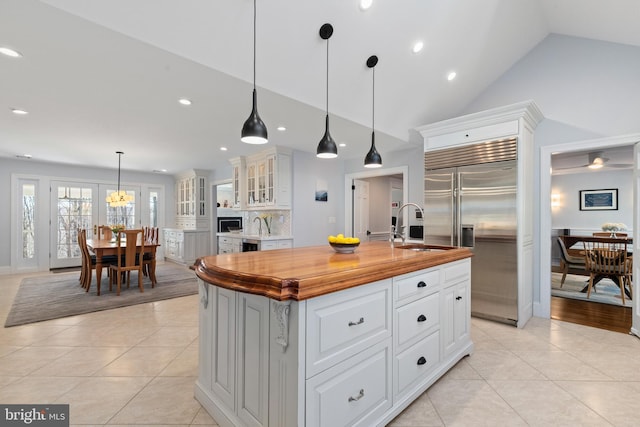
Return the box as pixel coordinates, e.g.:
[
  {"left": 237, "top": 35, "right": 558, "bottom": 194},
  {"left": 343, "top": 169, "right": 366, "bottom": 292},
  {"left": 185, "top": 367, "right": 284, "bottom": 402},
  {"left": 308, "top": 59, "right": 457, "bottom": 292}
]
[
  {"left": 216, "top": 232, "right": 293, "bottom": 241},
  {"left": 194, "top": 241, "right": 472, "bottom": 301}
]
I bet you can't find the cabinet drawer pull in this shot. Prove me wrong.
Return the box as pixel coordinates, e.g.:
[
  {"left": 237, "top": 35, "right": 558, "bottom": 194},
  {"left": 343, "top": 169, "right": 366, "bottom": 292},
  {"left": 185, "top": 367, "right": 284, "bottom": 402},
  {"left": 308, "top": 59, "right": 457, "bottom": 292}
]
[
  {"left": 417, "top": 356, "right": 427, "bottom": 366},
  {"left": 417, "top": 281, "right": 426, "bottom": 288},
  {"left": 348, "top": 317, "right": 365, "bottom": 327},
  {"left": 456, "top": 296, "right": 463, "bottom": 301},
  {"left": 417, "top": 314, "right": 427, "bottom": 322},
  {"left": 348, "top": 388, "right": 365, "bottom": 402}
]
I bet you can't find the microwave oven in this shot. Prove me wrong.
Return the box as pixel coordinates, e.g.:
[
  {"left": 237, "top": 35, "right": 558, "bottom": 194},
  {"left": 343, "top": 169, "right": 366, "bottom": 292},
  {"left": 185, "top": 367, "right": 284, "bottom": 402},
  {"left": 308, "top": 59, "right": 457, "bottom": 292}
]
[{"left": 217, "top": 217, "right": 242, "bottom": 233}]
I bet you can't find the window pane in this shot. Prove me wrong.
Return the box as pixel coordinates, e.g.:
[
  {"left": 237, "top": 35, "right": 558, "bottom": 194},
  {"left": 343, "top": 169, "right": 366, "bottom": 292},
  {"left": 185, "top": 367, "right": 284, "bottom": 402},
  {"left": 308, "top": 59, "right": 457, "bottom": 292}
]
[{"left": 22, "top": 184, "right": 36, "bottom": 259}]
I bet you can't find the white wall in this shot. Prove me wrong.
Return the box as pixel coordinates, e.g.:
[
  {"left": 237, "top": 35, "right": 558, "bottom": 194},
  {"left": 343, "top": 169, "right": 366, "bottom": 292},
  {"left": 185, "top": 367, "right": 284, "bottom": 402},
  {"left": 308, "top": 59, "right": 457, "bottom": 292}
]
[{"left": 551, "top": 170, "right": 632, "bottom": 232}]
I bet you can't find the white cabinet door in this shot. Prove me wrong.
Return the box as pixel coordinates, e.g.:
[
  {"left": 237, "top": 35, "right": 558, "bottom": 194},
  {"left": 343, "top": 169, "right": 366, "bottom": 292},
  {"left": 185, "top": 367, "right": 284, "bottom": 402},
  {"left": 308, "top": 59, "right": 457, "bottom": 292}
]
[
  {"left": 440, "top": 280, "right": 470, "bottom": 358},
  {"left": 237, "top": 293, "right": 270, "bottom": 427},
  {"left": 211, "top": 287, "right": 236, "bottom": 410},
  {"left": 198, "top": 281, "right": 213, "bottom": 391}
]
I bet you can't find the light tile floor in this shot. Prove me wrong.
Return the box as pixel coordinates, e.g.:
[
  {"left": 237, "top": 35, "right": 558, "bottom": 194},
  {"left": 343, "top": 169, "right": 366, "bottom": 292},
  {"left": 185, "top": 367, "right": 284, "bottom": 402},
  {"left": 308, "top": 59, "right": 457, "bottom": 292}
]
[{"left": 2, "top": 269, "right": 640, "bottom": 426}]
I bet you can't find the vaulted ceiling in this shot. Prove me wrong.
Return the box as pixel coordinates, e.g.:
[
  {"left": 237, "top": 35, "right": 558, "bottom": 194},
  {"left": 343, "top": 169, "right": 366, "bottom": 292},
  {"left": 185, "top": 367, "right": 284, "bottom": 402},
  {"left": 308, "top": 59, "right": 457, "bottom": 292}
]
[{"left": 1, "top": 0, "right": 639, "bottom": 174}]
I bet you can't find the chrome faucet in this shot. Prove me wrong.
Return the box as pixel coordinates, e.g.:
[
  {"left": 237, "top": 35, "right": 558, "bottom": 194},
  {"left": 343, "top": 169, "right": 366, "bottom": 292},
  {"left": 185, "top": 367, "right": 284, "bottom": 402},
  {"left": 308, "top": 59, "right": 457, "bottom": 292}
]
[
  {"left": 253, "top": 216, "right": 262, "bottom": 236},
  {"left": 391, "top": 202, "right": 425, "bottom": 248}
]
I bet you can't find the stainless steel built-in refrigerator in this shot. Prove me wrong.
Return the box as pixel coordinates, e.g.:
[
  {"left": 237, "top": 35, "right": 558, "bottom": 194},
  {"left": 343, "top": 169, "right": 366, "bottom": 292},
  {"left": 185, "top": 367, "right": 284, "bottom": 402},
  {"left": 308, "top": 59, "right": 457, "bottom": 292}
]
[{"left": 424, "top": 140, "right": 518, "bottom": 325}]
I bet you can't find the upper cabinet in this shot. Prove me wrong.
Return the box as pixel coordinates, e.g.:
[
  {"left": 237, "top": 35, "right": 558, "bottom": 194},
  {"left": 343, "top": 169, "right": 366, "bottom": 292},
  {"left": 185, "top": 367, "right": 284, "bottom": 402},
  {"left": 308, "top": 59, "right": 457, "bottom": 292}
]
[
  {"left": 175, "top": 169, "right": 210, "bottom": 230},
  {"left": 230, "top": 146, "right": 292, "bottom": 210}
]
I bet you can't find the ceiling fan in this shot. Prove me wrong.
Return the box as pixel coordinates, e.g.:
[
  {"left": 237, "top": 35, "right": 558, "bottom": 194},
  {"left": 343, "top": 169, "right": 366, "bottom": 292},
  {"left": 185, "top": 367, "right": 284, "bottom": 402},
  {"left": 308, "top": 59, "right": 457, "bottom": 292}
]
[{"left": 554, "top": 151, "right": 631, "bottom": 171}]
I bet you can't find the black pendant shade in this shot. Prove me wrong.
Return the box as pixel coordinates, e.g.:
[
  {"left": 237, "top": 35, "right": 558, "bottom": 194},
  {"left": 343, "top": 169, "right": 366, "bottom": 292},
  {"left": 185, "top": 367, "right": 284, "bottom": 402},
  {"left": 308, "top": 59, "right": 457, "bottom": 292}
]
[
  {"left": 241, "top": 0, "right": 268, "bottom": 145},
  {"left": 317, "top": 23, "right": 338, "bottom": 159},
  {"left": 364, "top": 54, "right": 382, "bottom": 168},
  {"left": 317, "top": 114, "right": 338, "bottom": 158},
  {"left": 241, "top": 89, "right": 268, "bottom": 144}
]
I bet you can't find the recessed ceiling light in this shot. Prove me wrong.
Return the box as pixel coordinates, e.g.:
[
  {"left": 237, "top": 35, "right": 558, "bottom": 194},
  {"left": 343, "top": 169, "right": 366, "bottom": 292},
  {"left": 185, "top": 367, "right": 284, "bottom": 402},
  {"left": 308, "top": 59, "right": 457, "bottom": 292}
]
[
  {"left": 11, "top": 108, "right": 28, "bottom": 115},
  {"left": 412, "top": 41, "right": 424, "bottom": 54},
  {"left": 359, "top": 0, "right": 373, "bottom": 10},
  {"left": 339, "top": 143, "right": 346, "bottom": 148},
  {"left": 178, "top": 98, "right": 192, "bottom": 106},
  {"left": 153, "top": 169, "right": 168, "bottom": 173},
  {"left": 447, "top": 71, "right": 457, "bottom": 81},
  {"left": 277, "top": 126, "right": 286, "bottom": 131},
  {"left": 220, "top": 147, "right": 228, "bottom": 151},
  {"left": 0, "top": 47, "right": 22, "bottom": 58},
  {"left": 16, "top": 154, "right": 32, "bottom": 159}
]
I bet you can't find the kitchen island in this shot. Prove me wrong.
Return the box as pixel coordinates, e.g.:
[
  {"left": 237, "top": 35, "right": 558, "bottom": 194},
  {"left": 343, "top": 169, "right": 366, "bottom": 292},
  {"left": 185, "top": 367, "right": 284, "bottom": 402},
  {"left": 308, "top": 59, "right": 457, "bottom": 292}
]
[{"left": 194, "top": 241, "right": 473, "bottom": 427}]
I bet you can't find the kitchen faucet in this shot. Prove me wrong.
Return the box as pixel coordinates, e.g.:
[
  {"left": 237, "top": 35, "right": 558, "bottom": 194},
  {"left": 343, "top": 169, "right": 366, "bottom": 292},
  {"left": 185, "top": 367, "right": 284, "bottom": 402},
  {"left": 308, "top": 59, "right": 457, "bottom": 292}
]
[
  {"left": 253, "top": 216, "right": 262, "bottom": 236},
  {"left": 391, "top": 202, "right": 425, "bottom": 248}
]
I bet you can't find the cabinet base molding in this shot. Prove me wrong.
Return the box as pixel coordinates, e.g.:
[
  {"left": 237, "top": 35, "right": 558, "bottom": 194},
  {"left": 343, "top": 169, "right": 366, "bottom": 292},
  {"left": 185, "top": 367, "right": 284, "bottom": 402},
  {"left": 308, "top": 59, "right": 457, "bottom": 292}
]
[{"left": 195, "top": 382, "right": 241, "bottom": 427}]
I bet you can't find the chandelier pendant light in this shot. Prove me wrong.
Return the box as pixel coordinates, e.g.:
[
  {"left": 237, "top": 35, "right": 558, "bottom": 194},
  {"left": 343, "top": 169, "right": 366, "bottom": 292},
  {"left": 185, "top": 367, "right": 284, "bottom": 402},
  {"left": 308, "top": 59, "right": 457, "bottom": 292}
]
[
  {"left": 316, "top": 23, "right": 338, "bottom": 159},
  {"left": 364, "top": 55, "right": 382, "bottom": 168},
  {"left": 241, "top": 0, "right": 268, "bottom": 144},
  {"left": 106, "top": 151, "right": 134, "bottom": 207}
]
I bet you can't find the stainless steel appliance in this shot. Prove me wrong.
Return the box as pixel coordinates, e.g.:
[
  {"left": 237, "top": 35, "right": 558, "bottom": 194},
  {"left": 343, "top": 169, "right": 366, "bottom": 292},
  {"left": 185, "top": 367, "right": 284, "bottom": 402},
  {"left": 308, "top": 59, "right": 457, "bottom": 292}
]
[
  {"left": 217, "top": 217, "right": 242, "bottom": 233},
  {"left": 424, "top": 139, "right": 518, "bottom": 325},
  {"left": 242, "top": 239, "right": 259, "bottom": 252}
]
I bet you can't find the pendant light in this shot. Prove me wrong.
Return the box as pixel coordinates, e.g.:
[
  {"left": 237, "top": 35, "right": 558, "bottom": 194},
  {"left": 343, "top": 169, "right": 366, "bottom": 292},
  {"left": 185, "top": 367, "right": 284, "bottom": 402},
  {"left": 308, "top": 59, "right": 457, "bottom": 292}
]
[
  {"left": 241, "top": 0, "right": 268, "bottom": 144},
  {"left": 364, "top": 55, "right": 382, "bottom": 168},
  {"left": 316, "top": 23, "right": 338, "bottom": 159},
  {"left": 106, "top": 151, "right": 134, "bottom": 207}
]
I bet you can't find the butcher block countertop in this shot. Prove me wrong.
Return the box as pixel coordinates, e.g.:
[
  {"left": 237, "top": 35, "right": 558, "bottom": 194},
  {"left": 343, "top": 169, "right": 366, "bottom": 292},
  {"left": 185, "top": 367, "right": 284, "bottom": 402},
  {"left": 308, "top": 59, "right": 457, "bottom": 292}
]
[{"left": 194, "top": 241, "right": 473, "bottom": 301}]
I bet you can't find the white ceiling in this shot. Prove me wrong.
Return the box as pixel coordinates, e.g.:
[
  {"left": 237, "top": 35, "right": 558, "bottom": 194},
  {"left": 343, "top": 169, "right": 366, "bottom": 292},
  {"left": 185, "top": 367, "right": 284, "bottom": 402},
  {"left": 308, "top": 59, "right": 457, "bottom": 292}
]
[{"left": 1, "top": 0, "right": 639, "bottom": 174}]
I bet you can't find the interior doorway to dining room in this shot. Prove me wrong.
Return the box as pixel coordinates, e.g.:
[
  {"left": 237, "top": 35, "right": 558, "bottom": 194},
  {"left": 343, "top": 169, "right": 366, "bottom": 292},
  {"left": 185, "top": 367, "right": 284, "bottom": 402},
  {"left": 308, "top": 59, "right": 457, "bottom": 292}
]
[{"left": 542, "top": 136, "right": 639, "bottom": 334}]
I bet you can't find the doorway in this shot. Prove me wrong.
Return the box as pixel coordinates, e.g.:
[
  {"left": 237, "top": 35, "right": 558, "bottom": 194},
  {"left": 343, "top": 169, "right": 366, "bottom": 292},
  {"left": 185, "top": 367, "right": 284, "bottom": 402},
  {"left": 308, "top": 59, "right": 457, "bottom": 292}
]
[
  {"left": 344, "top": 166, "right": 408, "bottom": 240},
  {"left": 540, "top": 135, "right": 639, "bottom": 334}
]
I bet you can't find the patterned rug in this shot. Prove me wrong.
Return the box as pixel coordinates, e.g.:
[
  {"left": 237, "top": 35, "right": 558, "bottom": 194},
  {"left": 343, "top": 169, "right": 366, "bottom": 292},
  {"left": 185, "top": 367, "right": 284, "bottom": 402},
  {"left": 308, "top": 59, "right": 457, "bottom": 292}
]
[
  {"left": 551, "top": 272, "right": 632, "bottom": 307},
  {"left": 4, "top": 262, "right": 197, "bottom": 327}
]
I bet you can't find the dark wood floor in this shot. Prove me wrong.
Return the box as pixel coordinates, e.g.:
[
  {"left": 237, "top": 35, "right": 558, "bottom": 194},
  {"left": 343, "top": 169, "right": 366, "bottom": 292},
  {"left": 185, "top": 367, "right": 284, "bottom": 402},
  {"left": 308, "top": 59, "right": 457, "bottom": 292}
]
[{"left": 551, "top": 296, "right": 632, "bottom": 334}]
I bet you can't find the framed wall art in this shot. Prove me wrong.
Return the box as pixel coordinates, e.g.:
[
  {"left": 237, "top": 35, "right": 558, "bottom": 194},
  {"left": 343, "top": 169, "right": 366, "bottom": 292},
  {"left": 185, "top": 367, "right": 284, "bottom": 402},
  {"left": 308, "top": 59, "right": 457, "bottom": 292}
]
[{"left": 579, "top": 188, "right": 618, "bottom": 211}]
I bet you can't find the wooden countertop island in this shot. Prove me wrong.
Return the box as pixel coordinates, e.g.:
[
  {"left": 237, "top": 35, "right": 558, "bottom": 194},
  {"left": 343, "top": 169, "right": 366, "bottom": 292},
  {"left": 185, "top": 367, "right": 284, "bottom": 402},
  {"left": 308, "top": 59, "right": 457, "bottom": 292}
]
[
  {"left": 195, "top": 241, "right": 474, "bottom": 427},
  {"left": 194, "top": 241, "right": 472, "bottom": 301}
]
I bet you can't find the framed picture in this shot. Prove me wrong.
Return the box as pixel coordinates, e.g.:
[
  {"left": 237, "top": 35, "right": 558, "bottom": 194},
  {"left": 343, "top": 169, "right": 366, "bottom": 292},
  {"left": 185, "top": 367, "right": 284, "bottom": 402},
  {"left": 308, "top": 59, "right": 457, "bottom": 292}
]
[{"left": 579, "top": 189, "right": 618, "bottom": 211}]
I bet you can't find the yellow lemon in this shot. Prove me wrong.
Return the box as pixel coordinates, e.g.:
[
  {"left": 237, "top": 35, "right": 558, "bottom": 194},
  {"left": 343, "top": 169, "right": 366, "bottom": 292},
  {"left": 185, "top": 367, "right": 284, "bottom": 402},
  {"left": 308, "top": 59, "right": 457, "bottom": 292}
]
[
  {"left": 328, "top": 235, "right": 337, "bottom": 243},
  {"left": 353, "top": 237, "right": 360, "bottom": 243}
]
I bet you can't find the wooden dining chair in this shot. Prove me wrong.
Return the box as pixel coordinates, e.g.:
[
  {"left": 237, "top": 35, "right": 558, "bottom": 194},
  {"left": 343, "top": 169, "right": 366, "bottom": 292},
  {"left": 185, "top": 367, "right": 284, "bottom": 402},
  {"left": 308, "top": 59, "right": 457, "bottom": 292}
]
[
  {"left": 78, "top": 229, "right": 101, "bottom": 293},
  {"left": 584, "top": 240, "right": 630, "bottom": 304},
  {"left": 109, "top": 229, "right": 145, "bottom": 295},
  {"left": 97, "top": 225, "right": 113, "bottom": 241},
  {"left": 141, "top": 226, "right": 158, "bottom": 286},
  {"left": 556, "top": 237, "right": 586, "bottom": 286}
]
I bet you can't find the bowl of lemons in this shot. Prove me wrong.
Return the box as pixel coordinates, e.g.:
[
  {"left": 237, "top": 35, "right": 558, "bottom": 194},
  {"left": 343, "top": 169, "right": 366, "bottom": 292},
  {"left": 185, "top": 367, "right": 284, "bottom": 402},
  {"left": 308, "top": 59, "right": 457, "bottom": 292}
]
[{"left": 328, "top": 234, "right": 360, "bottom": 253}]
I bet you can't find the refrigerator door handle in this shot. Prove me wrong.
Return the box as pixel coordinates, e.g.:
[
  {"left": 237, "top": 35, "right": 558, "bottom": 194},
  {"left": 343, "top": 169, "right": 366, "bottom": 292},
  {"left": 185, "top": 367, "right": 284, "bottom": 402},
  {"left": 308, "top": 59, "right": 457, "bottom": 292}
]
[{"left": 461, "top": 224, "right": 475, "bottom": 248}]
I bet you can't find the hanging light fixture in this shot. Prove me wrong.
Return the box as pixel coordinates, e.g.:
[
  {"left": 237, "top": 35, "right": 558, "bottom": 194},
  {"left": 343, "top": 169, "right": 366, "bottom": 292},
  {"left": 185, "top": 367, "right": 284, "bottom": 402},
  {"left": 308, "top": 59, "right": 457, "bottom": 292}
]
[
  {"left": 241, "top": 0, "right": 268, "bottom": 144},
  {"left": 364, "top": 55, "right": 382, "bottom": 168},
  {"left": 106, "top": 151, "right": 134, "bottom": 207},
  {"left": 316, "top": 23, "right": 338, "bottom": 159}
]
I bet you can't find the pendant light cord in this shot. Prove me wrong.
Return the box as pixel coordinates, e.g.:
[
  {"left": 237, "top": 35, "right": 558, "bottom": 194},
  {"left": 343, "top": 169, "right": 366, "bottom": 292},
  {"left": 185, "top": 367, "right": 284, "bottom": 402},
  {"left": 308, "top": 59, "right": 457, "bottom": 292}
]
[
  {"left": 372, "top": 67, "right": 375, "bottom": 132},
  {"left": 252, "top": 0, "right": 257, "bottom": 91},
  {"left": 325, "top": 38, "right": 329, "bottom": 115}
]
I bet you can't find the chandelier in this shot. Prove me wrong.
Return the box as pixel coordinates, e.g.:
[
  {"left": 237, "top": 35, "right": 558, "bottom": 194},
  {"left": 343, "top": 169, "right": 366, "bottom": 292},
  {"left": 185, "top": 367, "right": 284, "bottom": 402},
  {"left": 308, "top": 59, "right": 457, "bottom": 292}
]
[{"left": 106, "top": 151, "right": 134, "bottom": 207}]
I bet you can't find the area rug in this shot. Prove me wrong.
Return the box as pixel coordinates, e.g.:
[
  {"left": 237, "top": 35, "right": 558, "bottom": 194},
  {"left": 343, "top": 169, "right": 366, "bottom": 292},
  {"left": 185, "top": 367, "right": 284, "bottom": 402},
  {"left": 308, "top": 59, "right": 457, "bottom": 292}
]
[
  {"left": 4, "top": 262, "right": 198, "bottom": 327},
  {"left": 551, "top": 272, "right": 632, "bottom": 307}
]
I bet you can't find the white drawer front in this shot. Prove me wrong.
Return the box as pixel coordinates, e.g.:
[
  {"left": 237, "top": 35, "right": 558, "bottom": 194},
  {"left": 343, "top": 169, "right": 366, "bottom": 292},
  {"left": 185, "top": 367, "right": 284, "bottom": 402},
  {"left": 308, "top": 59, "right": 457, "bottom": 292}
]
[
  {"left": 306, "top": 279, "right": 391, "bottom": 378},
  {"left": 395, "top": 292, "right": 439, "bottom": 350},
  {"left": 442, "top": 259, "right": 470, "bottom": 286},
  {"left": 395, "top": 331, "right": 440, "bottom": 397},
  {"left": 306, "top": 339, "right": 392, "bottom": 427},
  {"left": 394, "top": 268, "right": 440, "bottom": 306}
]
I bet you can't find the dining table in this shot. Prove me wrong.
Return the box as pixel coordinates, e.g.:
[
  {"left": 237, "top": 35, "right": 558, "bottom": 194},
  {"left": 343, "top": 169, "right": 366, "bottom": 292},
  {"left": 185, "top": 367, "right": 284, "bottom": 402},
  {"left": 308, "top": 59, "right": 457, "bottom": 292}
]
[{"left": 87, "top": 238, "right": 161, "bottom": 292}]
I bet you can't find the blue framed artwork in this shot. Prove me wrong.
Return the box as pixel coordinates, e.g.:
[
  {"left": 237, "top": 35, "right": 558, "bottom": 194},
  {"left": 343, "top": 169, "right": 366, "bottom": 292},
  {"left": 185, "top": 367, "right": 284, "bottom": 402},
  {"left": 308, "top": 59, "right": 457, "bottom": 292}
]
[{"left": 579, "top": 189, "right": 618, "bottom": 211}]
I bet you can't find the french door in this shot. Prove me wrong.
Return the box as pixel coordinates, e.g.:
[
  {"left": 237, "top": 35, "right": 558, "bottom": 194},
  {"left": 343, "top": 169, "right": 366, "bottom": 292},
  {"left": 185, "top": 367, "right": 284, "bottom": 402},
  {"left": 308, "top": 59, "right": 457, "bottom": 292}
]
[{"left": 49, "top": 181, "right": 140, "bottom": 269}]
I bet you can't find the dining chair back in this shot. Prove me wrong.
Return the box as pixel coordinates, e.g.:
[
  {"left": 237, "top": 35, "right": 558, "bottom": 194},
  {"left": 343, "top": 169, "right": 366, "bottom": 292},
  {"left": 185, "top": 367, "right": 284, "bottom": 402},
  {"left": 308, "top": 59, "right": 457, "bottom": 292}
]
[
  {"left": 556, "top": 237, "right": 586, "bottom": 286},
  {"left": 142, "top": 226, "right": 159, "bottom": 286},
  {"left": 583, "top": 240, "right": 630, "bottom": 304},
  {"left": 109, "top": 229, "right": 145, "bottom": 296},
  {"left": 97, "top": 225, "right": 113, "bottom": 241}
]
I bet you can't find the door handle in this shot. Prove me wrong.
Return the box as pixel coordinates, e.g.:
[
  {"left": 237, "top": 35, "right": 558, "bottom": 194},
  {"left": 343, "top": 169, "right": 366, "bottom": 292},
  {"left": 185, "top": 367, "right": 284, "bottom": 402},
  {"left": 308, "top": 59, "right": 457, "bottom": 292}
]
[
  {"left": 417, "top": 314, "right": 427, "bottom": 322},
  {"left": 348, "top": 317, "right": 365, "bottom": 327},
  {"left": 417, "top": 356, "right": 427, "bottom": 365},
  {"left": 456, "top": 296, "right": 463, "bottom": 301},
  {"left": 417, "top": 281, "right": 426, "bottom": 288}
]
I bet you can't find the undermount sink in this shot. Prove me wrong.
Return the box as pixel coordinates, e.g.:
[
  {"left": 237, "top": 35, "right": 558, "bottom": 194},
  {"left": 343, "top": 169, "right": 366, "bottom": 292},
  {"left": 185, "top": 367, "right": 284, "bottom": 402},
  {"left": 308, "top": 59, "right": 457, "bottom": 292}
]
[{"left": 395, "top": 244, "right": 450, "bottom": 252}]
